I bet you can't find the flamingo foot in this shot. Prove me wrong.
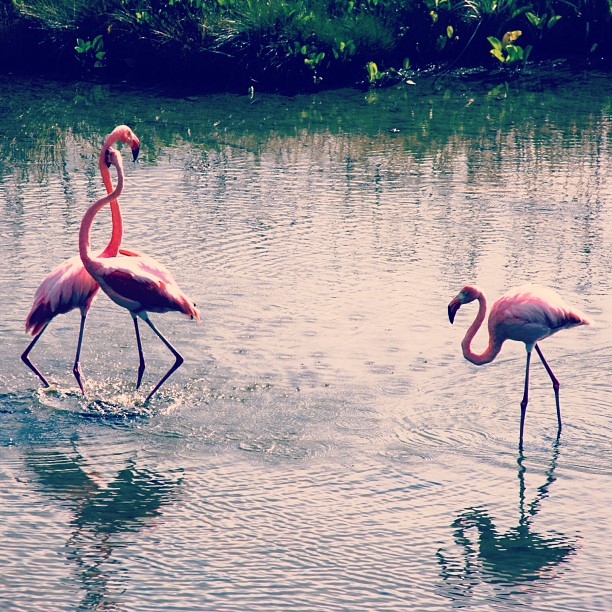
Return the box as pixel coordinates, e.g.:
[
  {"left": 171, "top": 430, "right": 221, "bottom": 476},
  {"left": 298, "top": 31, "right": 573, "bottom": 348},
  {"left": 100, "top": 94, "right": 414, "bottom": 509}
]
[{"left": 73, "top": 363, "right": 86, "bottom": 395}]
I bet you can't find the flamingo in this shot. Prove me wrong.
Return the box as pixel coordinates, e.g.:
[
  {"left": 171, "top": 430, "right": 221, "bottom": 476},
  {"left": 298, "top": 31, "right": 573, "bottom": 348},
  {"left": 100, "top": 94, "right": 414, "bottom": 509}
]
[
  {"left": 79, "top": 147, "right": 199, "bottom": 404},
  {"left": 22, "top": 125, "right": 140, "bottom": 393},
  {"left": 447, "top": 283, "right": 591, "bottom": 447}
]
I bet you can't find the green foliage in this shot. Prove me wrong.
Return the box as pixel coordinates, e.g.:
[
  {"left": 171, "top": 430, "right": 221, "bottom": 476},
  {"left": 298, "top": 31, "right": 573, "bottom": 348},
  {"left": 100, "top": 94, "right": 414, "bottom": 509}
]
[
  {"left": 487, "top": 31, "right": 532, "bottom": 66},
  {"left": 366, "top": 56, "right": 413, "bottom": 87},
  {"left": 458, "top": 0, "right": 585, "bottom": 70},
  {"left": 291, "top": 41, "right": 326, "bottom": 82},
  {"left": 461, "top": 0, "right": 531, "bottom": 21},
  {"left": 281, "top": 2, "right": 396, "bottom": 84},
  {"left": 525, "top": 11, "right": 562, "bottom": 30},
  {"left": 366, "top": 60, "right": 381, "bottom": 83},
  {"left": 75, "top": 34, "right": 106, "bottom": 69},
  {"left": 524, "top": 4, "right": 563, "bottom": 47},
  {"left": 5, "top": 0, "right": 612, "bottom": 89}
]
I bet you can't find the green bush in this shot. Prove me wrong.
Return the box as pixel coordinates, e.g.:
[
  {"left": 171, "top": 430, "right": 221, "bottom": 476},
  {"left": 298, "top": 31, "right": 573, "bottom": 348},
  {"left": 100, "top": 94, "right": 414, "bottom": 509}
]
[{"left": 3, "top": 0, "right": 611, "bottom": 90}]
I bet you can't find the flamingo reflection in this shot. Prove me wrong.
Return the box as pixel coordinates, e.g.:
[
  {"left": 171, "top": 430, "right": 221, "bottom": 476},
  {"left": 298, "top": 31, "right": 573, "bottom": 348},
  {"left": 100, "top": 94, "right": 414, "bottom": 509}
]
[
  {"left": 25, "top": 445, "right": 182, "bottom": 610},
  {"left": 437, "top": 444, "right": 576, "bottom": 601}
]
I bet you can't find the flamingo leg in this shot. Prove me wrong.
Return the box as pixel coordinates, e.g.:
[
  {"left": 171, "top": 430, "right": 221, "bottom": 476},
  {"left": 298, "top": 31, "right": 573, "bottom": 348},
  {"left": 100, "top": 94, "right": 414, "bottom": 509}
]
[
  {"left": 72, "top": 312, "right": 87, "bottom": 395},
  {"left": 21, "top": 324, "right": 51, "bottom": 388},
  {"left": 132, "top": 315, "right": 146, "bottom": 389},
  {"left": 519, "top": 348, "right": 532, "bottom": 450},
  {"left": 534, "top": 343, "right": 562, "bottom": 435},
  {"left": 141, "top": 316, "right": 184, "bottom": 404}
]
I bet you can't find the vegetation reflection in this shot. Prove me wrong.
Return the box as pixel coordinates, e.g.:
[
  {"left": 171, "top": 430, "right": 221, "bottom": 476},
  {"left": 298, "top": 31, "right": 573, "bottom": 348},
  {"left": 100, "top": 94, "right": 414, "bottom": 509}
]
[{"left": 0, "top": 71, "right": 609, "bottom": 185}]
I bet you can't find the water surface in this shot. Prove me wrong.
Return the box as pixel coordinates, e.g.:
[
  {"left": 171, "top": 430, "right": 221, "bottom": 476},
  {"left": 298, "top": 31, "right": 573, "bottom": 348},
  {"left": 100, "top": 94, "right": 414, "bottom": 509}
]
[{"left": 0, "top": 67, "right": 610, "bottom": 610}]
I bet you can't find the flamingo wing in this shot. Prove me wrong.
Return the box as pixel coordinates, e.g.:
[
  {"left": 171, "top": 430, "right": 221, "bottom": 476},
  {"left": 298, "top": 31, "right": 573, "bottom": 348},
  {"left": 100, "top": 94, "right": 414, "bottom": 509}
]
[
  {"left": 25, "top": 256, "right": 99, "bottom": 335},
  {"left": 103, "top": 269, "right": 175, "bottom": 311},
  {"left": 97, "top": 257, "right": 199, "bottom": 320},
  {"left": 117, "top": 250, "right": 176, "bottom": 284},
  {"left": 491, "top": 285, "right": 590, "bottom": 346}
]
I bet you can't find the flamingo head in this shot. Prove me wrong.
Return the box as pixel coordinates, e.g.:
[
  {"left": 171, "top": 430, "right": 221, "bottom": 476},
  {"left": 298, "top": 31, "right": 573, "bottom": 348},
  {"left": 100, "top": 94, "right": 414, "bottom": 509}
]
[
  {"left": 448, "top": 285, "right": 481, "bottom": 324},
  {"left": 123, "top": 127, "right": 140, "bottom": 162},
  {"left": 107, "top": 125, "right": 140, "bottom": 162}
]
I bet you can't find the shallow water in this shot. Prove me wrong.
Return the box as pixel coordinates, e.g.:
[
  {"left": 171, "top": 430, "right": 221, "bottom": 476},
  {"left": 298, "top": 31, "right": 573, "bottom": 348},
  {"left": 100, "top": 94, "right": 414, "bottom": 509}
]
[{"left": 0, "top": 67, "right": 611, "bottom": 610}]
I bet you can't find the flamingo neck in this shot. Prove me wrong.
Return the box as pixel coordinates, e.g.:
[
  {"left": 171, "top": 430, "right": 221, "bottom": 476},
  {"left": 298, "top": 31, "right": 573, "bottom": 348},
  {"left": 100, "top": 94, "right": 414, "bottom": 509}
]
[
  {"left": 98, "top": 138, "right": 123, "bottom": 257},
  {"left": 461, "top": 293, "right": 503, "bottom": 366},
  {"left": 80, "top": 163, "right": 124, "bottom": 269}
]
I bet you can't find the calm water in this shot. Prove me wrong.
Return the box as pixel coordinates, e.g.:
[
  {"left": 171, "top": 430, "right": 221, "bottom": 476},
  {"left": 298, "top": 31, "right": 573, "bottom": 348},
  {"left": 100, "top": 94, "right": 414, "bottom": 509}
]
[{"left": 0, "top": 67, "right": 610, "bottom": 611}]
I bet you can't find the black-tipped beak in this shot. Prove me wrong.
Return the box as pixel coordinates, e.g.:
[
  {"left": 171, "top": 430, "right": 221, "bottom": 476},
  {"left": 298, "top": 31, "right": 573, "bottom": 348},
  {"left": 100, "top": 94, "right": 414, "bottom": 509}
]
[
  {"left": 105, "top": 148, "right": 111, "bottom": 168},
  {"left": 132, "top": 145, "right": 140, "bottom": 162},
  {"left": 448, "top": 297, "right": 461, "bottom": 324}
]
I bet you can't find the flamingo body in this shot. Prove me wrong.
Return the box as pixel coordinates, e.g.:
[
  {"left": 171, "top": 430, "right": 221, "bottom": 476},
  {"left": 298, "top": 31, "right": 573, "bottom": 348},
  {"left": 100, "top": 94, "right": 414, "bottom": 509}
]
[
  {"left": 22, "top": 126, "right": 140, "bottom": 392},
  {"left": 86, "top": 255, "right": 199, "bottom": 321},
  {"left": 487, "top": 285, "right": 590, "bottom": 350},
  {"left": 448, "top": 283, "right": 591, "bottom": 447}
]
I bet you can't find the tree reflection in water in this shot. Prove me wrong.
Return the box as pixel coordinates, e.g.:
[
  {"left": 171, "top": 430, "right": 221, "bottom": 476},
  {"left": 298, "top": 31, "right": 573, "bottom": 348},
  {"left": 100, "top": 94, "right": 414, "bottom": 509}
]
[
  {"left": 437, "top": 443, "right": 576, "bottom": 603},
  {"left": 25, "top": 442, "right": 182, "bottom": 610}
]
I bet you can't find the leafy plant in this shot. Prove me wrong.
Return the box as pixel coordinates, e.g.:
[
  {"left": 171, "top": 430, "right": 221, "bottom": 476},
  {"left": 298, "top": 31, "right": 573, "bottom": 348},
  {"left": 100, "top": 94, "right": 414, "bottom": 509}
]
[
  {"left": 366, "top": 57, "right": 414, "bottom": 87},
  {"left": 290, "top": 42, "right": 326, "bottom": 83},
  {"left": 75, "top": 34, "right": 106, "bottom": 69},
  {"left": 526, "top": 10, "right": 562, "bottom": 30},
  {"left": 366, "top": 60, "right": 382, "bottom": 83},
  {"left": 488, "top": 29, "right": 531, "bottom": 65},
  {"left": 331, "top": 39, "right": 356, "bottom": 60},
  {"left": 524, "top": 7, "right": 562, "bottom": 45}
]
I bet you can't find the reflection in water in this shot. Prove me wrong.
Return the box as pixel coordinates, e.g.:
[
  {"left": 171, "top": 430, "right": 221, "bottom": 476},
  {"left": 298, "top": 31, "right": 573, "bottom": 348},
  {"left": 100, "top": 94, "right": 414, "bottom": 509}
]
[
  {"left": 25, "top": 443, "right": 182, "bottom": 610},
  {"left": 437, "top": 444, "right": 575, "bottom": 603}
]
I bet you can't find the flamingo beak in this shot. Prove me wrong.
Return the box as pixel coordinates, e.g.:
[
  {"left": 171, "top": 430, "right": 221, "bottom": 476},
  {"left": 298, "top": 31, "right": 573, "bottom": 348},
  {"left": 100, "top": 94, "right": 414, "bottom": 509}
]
[
  {"left": 448, "top": 297, "right": 462, "bottom": 324},
  {"left": 105, "top": 148, "right": 111, "bottom": 168},
  {"left": 132, "top": 145, "right": 140, "bottom": 162}
]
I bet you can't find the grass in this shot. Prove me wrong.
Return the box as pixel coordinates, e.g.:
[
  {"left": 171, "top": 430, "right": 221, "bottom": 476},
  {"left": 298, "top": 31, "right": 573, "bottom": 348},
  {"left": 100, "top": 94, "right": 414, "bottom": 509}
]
[{"left": 2, "top": 0, "right": 610, "bottom": 91}]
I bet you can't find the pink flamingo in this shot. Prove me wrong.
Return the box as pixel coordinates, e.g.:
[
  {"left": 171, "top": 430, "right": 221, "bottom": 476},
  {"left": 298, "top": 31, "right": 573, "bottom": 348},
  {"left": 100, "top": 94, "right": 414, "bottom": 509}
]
[
  {"left": 79, "top": 147, "right": 200, "bottom": 404},
  {"left": 448, "top": 283, "right": 591, "bottom": 447},
  {"left": 22, "top": 126, "right": 140, "bottom": 393}
]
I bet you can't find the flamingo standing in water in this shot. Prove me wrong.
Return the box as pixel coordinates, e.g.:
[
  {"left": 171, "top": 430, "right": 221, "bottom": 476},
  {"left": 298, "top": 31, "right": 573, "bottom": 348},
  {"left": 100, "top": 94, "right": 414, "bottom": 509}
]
[
  {"left": 80, "top": 147, "right": 199, "bottom": 404},
  {"left": 22, "top": 126, "right": 140, "bottom": 393},
  {"left": 447, "top": 284, "right": 591, "bottom": 447}
]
